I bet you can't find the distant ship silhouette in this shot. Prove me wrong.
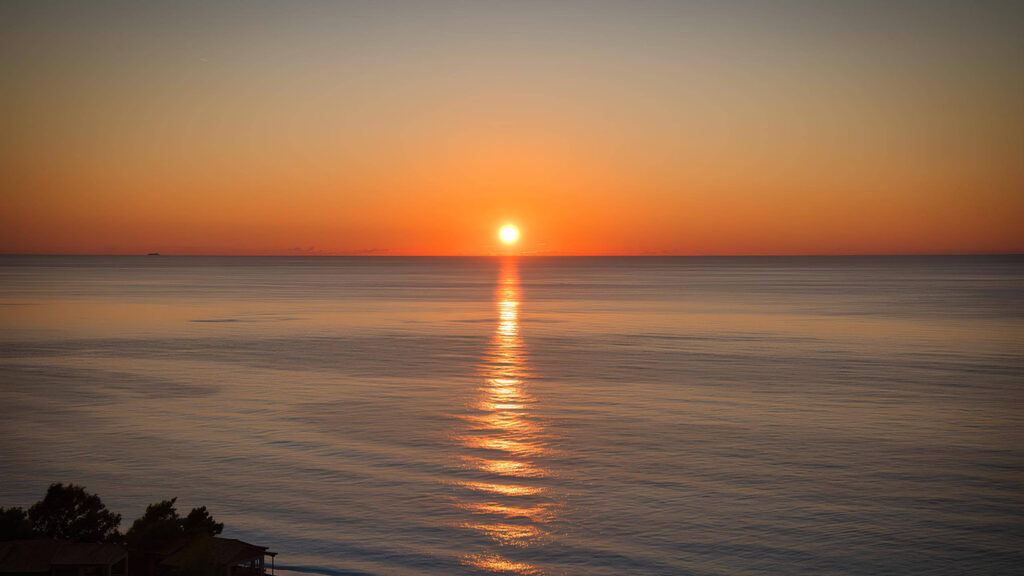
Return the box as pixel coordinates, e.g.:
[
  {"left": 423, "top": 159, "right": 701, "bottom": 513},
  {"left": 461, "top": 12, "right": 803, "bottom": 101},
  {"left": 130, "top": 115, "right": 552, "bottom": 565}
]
[{"left": 146, "top": 252, "right": 160, "bottom": 256}]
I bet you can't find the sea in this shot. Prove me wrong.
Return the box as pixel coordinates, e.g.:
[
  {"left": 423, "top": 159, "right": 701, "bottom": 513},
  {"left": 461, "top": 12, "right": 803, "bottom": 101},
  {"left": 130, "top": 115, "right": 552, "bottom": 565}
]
[{"left": 0, "top": 255, "right": 1021, "bottom": 575}]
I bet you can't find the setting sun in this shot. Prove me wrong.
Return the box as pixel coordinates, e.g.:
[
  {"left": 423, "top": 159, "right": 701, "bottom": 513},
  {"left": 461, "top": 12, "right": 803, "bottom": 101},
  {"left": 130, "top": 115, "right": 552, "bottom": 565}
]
[{"left": 499, "top": 225, "right": 519, "bottom": 245}]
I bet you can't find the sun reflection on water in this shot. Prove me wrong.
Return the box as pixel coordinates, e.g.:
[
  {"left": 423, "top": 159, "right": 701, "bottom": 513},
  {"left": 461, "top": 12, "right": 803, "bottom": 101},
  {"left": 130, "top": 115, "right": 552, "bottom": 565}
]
[
  {"left": 453, "top": 481, "right": 544, "bottom": 497},
  {"left": 452, "top": 257, "right": 553, "bottom": 573},
  {"left": 463, "top": 553, "right": 542, "bottom": 575}
]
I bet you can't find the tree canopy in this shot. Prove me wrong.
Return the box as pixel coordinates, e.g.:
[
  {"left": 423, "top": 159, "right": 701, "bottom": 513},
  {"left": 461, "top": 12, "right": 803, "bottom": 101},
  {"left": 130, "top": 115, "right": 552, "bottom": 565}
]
[
  {"left": 183, "top": 506, "right": 223, "bottom": 537},
  {"left": 0, "top": 507, "right": 35, "bottom": 541},
  {"left": 1, "top": 484, "right": 224, "bottom": 550},
  {"left": 126, "top": 498, "right": 223, "bottom": 551},
  {"left": 26, "top": 483, "right": 122, "bottom": 542}
]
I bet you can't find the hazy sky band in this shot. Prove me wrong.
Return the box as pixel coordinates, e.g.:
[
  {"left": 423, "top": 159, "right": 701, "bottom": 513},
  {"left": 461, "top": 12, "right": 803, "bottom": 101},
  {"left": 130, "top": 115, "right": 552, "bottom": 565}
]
[{"left": 2, "top": 1, "right": 1022, "bottom": 255}]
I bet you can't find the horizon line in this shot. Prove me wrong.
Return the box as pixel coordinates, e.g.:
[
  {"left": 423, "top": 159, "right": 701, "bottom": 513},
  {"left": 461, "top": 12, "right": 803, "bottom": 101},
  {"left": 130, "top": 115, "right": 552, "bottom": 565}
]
[{"left": 1, "top": 252, "right": 1021, "bottom": 258}]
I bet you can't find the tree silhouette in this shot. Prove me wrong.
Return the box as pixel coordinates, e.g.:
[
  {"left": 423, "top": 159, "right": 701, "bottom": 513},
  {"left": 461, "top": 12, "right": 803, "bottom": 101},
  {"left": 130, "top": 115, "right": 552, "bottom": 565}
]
[
  {"left": 0, "top": 507, "right": 35, "bottom": 540},
  {"left": 126, "top": 498, "right": 223, "bottom": 551},
  {"left": 183, "top": 506, "right": 223, "bottom": 537},
  {"left": 27, "top": 483, "right": 121, "bottom": 542},
  {"left": 125, "top": 499, "right": 182, "bottom": 549}
]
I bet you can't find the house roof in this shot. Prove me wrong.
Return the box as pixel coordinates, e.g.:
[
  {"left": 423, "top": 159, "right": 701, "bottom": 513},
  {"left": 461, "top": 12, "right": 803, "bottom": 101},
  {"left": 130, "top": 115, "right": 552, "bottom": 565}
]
[
  {"left": 0, "top": 539, "right": 127, "bottom": 573},
  {"left": 211, "top": 538, "right": 268, "bottom": 566},
  {"left": 161, "top": 536, "right": 268, "bottom": 568}
]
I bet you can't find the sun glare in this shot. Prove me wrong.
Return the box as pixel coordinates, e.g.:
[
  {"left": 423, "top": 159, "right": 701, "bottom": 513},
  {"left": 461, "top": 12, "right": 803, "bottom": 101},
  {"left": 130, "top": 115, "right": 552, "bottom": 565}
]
[{"left": 499, "top": 225, "right": 519, "bottom": 245}]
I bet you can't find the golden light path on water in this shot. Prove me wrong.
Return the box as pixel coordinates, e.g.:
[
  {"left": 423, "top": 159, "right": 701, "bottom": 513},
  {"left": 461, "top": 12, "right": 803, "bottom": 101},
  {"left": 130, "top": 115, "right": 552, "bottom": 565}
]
[{"left": 455, "top": 257, "right": 553, "bottom": 574}]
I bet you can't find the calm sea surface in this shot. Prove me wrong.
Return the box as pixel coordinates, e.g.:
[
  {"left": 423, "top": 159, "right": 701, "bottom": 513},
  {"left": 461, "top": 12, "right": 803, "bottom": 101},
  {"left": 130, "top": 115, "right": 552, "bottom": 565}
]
[{"left": 1, "top": 256, "right": 1022, "bottom": 575}]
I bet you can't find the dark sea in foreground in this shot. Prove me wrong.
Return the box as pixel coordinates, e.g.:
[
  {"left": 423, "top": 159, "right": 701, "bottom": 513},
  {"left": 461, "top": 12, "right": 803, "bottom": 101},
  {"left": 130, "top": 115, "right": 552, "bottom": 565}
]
[{"left": 1, "top": 255, "right": 1022, "bottom": 575}]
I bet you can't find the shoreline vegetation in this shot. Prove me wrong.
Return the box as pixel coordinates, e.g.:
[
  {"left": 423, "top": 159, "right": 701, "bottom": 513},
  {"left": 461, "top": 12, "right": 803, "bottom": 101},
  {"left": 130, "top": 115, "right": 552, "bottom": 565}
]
[{"left": 0, "top": 483, "right": 275, "bottom": 576}]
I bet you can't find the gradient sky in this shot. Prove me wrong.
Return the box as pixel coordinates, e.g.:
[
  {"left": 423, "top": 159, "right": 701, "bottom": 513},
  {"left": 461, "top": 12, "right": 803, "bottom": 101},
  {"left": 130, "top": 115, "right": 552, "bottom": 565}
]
[{"left": 2, "top": 0, "right": 1022, "bottom": 255}]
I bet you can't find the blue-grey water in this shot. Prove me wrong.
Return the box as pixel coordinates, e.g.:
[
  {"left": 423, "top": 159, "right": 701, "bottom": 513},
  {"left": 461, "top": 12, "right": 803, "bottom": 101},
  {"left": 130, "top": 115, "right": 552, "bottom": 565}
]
[{"left": 1, "top": 256, "right": 1022, "bottom": 575}]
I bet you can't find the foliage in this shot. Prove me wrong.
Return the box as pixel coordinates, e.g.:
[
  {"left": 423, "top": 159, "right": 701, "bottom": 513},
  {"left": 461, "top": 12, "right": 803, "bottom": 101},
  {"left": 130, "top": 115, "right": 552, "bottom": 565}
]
[
  {"left": 183, "top": 506, "right": 223, "bottom": 537},
  {"left": 2, "top": 484, "right": 227, "bottom": 571},
  {"left": 126, "top": 498, "right": 223, "bottom": 551},
  {"left": 26, "top": 483, "right": 122, "bottom": 542},
  {"left": 0, "top": 507, "right": 35, "bottom": 540},
  {"left": 125, "top": 499, "right": 183, "bottom": 549}
]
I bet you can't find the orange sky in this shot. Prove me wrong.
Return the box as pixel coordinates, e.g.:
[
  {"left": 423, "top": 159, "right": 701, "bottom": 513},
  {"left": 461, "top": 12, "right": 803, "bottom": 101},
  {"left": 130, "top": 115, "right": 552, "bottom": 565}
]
[{"left": 1, "top": 2, "right": 1022, "bottom": 255}]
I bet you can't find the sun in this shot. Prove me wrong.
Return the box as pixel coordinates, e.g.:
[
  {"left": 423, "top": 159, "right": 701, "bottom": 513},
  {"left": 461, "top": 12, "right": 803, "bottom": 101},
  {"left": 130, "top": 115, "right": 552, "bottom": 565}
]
[{"left": 499, "top": 225, "right": 519, "bottom": 245}]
